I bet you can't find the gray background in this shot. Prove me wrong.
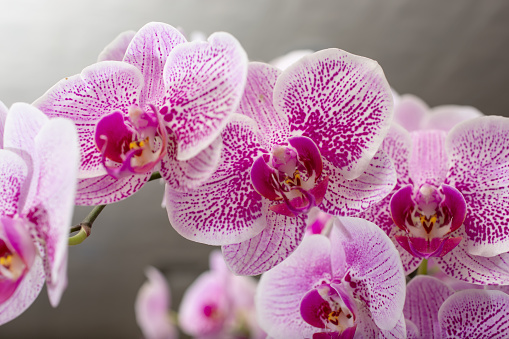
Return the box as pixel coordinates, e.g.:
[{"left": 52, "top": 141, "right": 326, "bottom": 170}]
[{"left": 0, "top": 0, "right": 508, "bottom": 337}]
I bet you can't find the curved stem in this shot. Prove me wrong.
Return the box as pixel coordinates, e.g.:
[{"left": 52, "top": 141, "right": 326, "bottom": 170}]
[
  {"left": 68, "top": 204, "right": 106, "bottom": 246},
  {"left": 417, "top": 258, "right": 428, "bottom": 275},
  {"left": 149, "top": 171, "right": 161, "bottom": 182}
]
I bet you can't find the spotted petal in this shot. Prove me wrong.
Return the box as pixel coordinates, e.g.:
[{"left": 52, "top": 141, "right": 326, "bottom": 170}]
[
  {"left": 165, "top": 115, "right": 265, "bottom": 245},
  {"left": 403, "top": 276, "right": 454, "bottom": 339},
  {"left": 330, "top": 217, "right": 406, "bottom": 331},
  {"left": 0, "top": 256, "right": 45, "bottom": 325},
  {"left": 124, "top": 22, "right": 186, "bottom": 108},
  {"left": 163, "top": 32, "right": 248, "bottom": 161},
  {"left": 33, "top": 61, "right": 144, "bottom": 177},
  {"left": 438, "top": 289, "right": 509, "bottom": 338},
  {"left": 0, "top": 150, "right": 28, "bottom": 217},
  {"left": 222, "top": 211, "right": 307, "bottom": 276},
  {"left": 445, "top": 116, "right": 509, "bottom": 256},
  {"left": 239, "top": 62, "right": 289, "bottom": 148},
  {"left": 320, "top": 149, "right": 396, "bottom": 217},
  {"left": 256, "top": 235, "right": 332, "bottom": 338},
  {"left": 97, "top": 30, "right": 136, "bottom": 62},
  {"left": 274, "top": 49, "right": 393, "bottom": 180}
]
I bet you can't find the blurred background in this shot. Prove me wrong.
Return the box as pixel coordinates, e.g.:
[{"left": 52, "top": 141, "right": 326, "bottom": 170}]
[{"left": 0, "top": 0, "right": 508, "bottom": 337}]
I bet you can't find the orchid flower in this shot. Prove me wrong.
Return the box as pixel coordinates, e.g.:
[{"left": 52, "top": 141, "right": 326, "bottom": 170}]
[
  {"left": 135, "top": 267, "right": 177, "bottom": 339},
  {"left": 358, "top": 117, "right": 509, "bottom": 284},
  {"left": 0, "top": 102, "right": 79, "bottom": 324},
  {"left": 179, "top": 251, "right": 264, "bottom": 338},
  {"left": 269, "top": 49, "right": 313, "bottom": 70},
  {"left": 34, "top": 22, "right": 247, "bottom": 205},
  {"left": 256, "top": 217, "right": 406, "bottom": 339},
  {"left": 391, "top": 91, "right": 482, "bottom": 132},
  {"left": 166, "top": 50, "right": 396, "bottom": 275},
  {"left": 404, "top": 276, "right": 509, "bottom": 338}
]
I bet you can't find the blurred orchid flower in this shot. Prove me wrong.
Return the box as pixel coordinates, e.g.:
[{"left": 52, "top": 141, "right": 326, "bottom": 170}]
[
  {"left": 256, "top": 217, "right": 406, "bottom": 339},
  {"left": 404, "top": 276, "right": 509, "bottom": 338},
  {"left": 167, "top": 50, "right": 396, "bottom": 275},
  {"left": 34, "top": 22, "right": 247, "bottom": 205},
  {"left": 391, "top": 90, "right": 483, "bottom": 132},
  {"left": 135, "top": 267, "right": 177, "bottom": 339},
  {"left": 179, "top": 251, "right": 264, "bottom": 338},
  {"left": 0, "top": 102, "right": 79, "bottom": 324},
  {"left": 359, "top": 117, "right": 509, "bottom": 284}
]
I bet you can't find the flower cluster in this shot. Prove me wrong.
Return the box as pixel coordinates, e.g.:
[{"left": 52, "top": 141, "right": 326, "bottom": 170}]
[{"left": 1, "top": 22, "right": 509, "bottom": 339}]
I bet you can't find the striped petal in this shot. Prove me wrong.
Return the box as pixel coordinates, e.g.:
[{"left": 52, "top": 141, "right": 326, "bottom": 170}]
[
  {"left": 409, "top": 130, "right": 448, "bottom": 188},
  {"left": 0, "top": 150, "right": 28, "bottom": 217},
  {"left": 163, "top": 32, "right": 248, "bottom": 161},
  {"left": 274, "top": 49, "right": 393, "bottom": 180},
  {"left": 222, "top": 212, "right": 307, "bottom": 275},
  {"left": 445, "top": 116, "right": 509, "bottom": 256},
  {"left": 33, "top": 61, "right": 144, "bottom": 177}
]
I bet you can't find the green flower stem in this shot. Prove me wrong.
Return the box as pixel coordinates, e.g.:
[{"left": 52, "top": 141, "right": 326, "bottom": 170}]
[
  {"left": 149, "top": 171, "right": 161, "bottom": 181},
  {"left": 68, "top": 204, "right": 106, "bottom": 246},
  {"left": 417, "top": 258, "right": 428, "bottom": 275}
]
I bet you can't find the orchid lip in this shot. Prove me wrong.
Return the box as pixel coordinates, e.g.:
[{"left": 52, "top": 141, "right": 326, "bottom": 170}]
[
  {"left": 251, "top": 136, "right": 327, "bottom": 216},
  {"left": 390, "top": 183, "right": 466, "bottom": 258},
  {"left": 95, "top": 104, "right": 168, "bottom": 179}
]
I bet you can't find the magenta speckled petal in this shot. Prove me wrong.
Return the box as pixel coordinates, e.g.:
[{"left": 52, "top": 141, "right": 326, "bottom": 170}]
[
  {"left": 28, "top": 118, "right": 79, "bottom": 306},
  {"left": 445, "top": 116, "right": 509, "bottom": 257},
  {"left": 0, "top": 150, "right": 27, "bottom": 217},
  {"left": 0, "top": 100, "right": 7, "bottom": 148},
  {"left": 165, "top": 116, "right": 266, "bottom": 245},
  {"left": 393, "top": 94, "right": 428, "bottom": 132},
  {"left": 330, "top": 217, "right": 405, "bottom": 330},
  {"left": 164, "top": 32, "right": 248, "bottom": 161},
  {"left": 403, "top": 276, "right": 454, "bottom": 339},
  {"left": 409, "top": 130, "right": 448, "bottom": 188},
  {"left": 222, "top": 212, "right": 307, "bottom": 275},
  {"left": 160, "top": 134, "right": 222, "bottom": 192},
  {"left": 256, "top": 235, "right": 332, "bottom": 338},
  {"left": 135, "top": 267, "right": 176, "bottom": 339},
  {"left": 320, "top": 149, "right": 396, "bottom": 217},
  {"left": 274, "top": 49, "right": 393, "bottom": 180},
  {"left": 124, "top": 22, "right": 186, "bottom": 108},
  {"left": 239, "top": 62, "right": 289, "bottom": 148},
  {"left": 33, "top": 61, "right": 144, "bottom": 177},
  {"left": 0, "top": 256, "right": 45, "bottom": 326},
  {"left": 75, "top": 173, "right": 151, "bottom": 205},
  {"left": 438, "top": 289, "right": 509, "bottom": 338},
  {"left": 422, "top": 105, "right": 483, "bottom": 132},
  {"left": 97, "top": 30, "right": 136, "bottom": 62},
  {"left": 434, "top": 228, "right": 509, "bottom": 285},
  {"left": 354, "top": 305, "right": 406, "bottom": 339}
]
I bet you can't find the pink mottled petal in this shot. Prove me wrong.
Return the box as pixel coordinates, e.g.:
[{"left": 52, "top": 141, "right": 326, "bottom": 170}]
[
  {"left": 320, "top": 149, "right": 396, "bottom": 217},
  {"left": 124, "top": 22, "right": 186, "bottom": 108},
  {"left": 354, "top": 305, "right": 406, "bottom": 339},
  {"left": 403, "top": 276, "right": 454, "bottom": 339},
  {"left": 274, "top": 49, "right": 393, "bottom": 180},
  {"left": 3, "top": 217, "right": 36, "bottom": 269},
  {"left": 165, "top": 116, "right": 266, "bottom": 245},
  {"left": 445, "top": 116, "right": 509, "bottom": 257},
  {"left": 97, "top": 30, "right": 136, "bottom": 62},
  {"left": 28, "top": 118, "right": 79, "bottom": 306},
  {"left": 0, "top": 256, "right": 45, "bottom": 325},
  {"left": 405, "top": 319, "right": 420, "bottom": 339},
  {"left": 438, "top": 289, "right": 509, "bottom": 338},
  {"left": 393, "top": 94, "right": 428, "bottom": 132},
  {"left": 486, "top": 284, "right": 509, "bottom": 295},
  {"left": 33, "top": 61, "right": 144, "bottom": 177},
  {"left": 75, "top": 173, "right": 151, "bottom": 205},
  {"left": 239, "top": 62, "right": 289, "bottom": 147},
  {"left": 0, "top": 150, "right": 28, "bottom": 217},
  {"left": 135, "top": 266, "right": 176, "bottom": 339},
  {"left": 409, "top": 130, "right": 448, "bottom": 188},
  {"left": 269, "top": 49, "right": 314, "bottom": 71},
  {"left": 222, "top": 212, "right": 307, "bottom": 276},
  {"left": 0, "top": 100, "right": 8, "bottom": 148},
  {"left": 330, "top": 217, "right": 405, "bottom": 330},
  {"left": 160, "top": 133, "right": 222, "bottom": 192},
  {"left": 179, "top": 270, "right": 228, "bottom": 337},
  {"left": 434, "top": 228, "right": 509, "bottom": 285},
  {"left": 164, "top": 32, "right": 248, "bottom": 161},
  {"left": 421, "top": 105, "right": 483, "bottom": 132},
  {"left": 379, "top": 314, "right": 407, "bottom": 339},
  {"left": 256, "top": 235, "right": 332, "bottom": 338}
]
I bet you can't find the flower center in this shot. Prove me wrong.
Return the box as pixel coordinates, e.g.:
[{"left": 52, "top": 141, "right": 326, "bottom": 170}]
[
  {"left": 95, "top": 104, "right": 167, "bottom": 178},
  {"left": 250, "top": 136, "right": 329, "bottom": 217},
  {"left": 0, "top": 239, "right": 24, "bottom": 281},
  {"left": 390, "top": 183, "right": 467, "bottom": 258}
]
